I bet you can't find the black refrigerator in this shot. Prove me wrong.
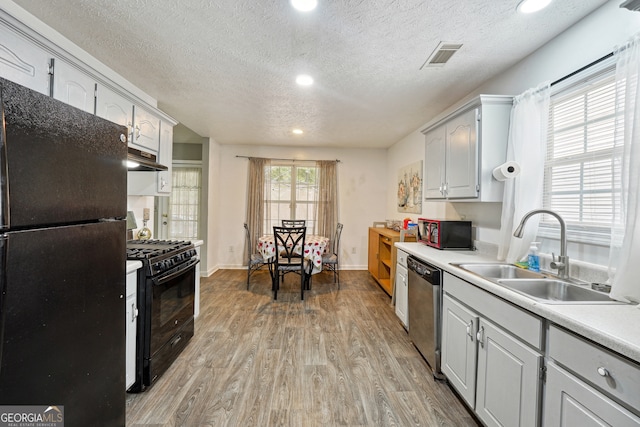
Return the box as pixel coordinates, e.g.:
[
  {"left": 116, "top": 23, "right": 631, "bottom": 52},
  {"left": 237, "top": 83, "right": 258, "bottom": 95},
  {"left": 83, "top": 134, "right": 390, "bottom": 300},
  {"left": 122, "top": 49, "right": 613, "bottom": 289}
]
[{"left": 0, "top": 77, "right": 128, "bottom": 425}]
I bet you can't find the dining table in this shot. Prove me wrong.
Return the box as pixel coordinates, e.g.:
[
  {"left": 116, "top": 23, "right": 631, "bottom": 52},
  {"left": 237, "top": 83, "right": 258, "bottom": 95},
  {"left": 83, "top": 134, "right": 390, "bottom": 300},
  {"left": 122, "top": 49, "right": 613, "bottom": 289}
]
[{"left": 257, "top": 234, "right": 330, "bottom": 274}]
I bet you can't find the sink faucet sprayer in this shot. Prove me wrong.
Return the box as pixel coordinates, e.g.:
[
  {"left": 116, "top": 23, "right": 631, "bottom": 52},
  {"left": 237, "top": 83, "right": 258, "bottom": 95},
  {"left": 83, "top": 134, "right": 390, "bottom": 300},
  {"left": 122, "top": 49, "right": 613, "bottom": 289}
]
[{"left": 513, "top": 209, "right": 569, "bottom": 279}]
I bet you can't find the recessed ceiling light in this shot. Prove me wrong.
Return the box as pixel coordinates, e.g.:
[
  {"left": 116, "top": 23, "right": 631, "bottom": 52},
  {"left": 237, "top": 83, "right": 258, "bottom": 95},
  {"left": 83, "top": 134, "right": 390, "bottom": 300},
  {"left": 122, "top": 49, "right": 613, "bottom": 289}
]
[
  {"left": 290, "top": 0, "right": 317, "bottom": 12},
  {"left": 295, "top": 74, "right": 314, "bottom": 86},
  {"left": 517, "top": 0, "right": 552, "bottom": 13},
  {"left": 292, "top": 129, "right": 304, "bottom": 135}
]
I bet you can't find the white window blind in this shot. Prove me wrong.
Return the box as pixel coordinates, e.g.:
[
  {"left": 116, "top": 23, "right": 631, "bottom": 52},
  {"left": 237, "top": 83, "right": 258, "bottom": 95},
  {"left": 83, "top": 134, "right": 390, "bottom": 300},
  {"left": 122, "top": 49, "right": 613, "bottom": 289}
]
[{"left": 542, "top": 68, "right": 620, "bottom": 244}]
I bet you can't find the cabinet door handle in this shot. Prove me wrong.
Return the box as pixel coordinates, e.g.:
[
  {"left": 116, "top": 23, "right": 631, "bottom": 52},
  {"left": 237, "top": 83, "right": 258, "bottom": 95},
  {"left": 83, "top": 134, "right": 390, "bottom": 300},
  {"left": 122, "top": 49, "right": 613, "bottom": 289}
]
[
  {"left": 131, "top": 304, "right": 137, "bottom": 322},
  {"left": 476, "top": 326, "right": 485, "bottom": 348},
  {"left": 597, "top": 367, "right": 610, "bottom": 377},
  {"left": 466, "top": 321, "right": 474, "bottom": 341}
]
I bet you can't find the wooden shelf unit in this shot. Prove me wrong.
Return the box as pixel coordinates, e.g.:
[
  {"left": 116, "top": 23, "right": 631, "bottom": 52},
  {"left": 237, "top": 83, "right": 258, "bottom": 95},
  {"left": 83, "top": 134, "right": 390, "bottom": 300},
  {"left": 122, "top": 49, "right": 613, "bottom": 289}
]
[{"left": 368, "top": 227, "right": 416, "bottom": 296}]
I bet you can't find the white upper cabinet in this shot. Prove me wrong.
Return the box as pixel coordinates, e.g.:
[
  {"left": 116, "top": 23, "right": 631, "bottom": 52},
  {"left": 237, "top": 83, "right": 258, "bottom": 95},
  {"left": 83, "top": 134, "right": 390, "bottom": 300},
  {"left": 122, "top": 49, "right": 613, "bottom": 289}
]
[
  {"left": 422, "top": 95, "right": 512, "bottom": 202},
  {"left": 446, "top": 109, "right": 478, "bottom": 199},
  {"left": 96, "top": 84, "right": 134, "bottom": 134},
  {"left": 131, "top": 105, "right": 160, "bottom": 153},
  {"left": 128, "top": 118, "right": 174, "bottom": 197},
  {"left": 424, "top": 125, "right": 446, "bottom": 199},
  {"left": 157, "top": 119, "right": 173, "bottom": 194},
  {"left": 0, "top": 24, "right": 50, "bottom": 95},
  {"left": 1, "top": 7, "right": 177, "bottom": 198},
  {"left": 51, "top": 59, "right": 97, "bottom": 114},
  {"left": 96, "top": 85, "right": 163, "bottom": 156}
]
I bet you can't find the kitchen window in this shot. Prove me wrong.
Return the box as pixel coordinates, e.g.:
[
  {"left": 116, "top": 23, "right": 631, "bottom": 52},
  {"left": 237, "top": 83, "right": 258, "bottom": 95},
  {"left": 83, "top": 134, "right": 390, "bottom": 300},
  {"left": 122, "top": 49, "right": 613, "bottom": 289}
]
[
  {"left": 167, "top": 165, "right": 202, "bottom": 239},
  {"left": 541, "top": 62, "right": 620, "bottom": 245},
  {"left": 264, "top": 162, "right": 319, "bottom": 232}
]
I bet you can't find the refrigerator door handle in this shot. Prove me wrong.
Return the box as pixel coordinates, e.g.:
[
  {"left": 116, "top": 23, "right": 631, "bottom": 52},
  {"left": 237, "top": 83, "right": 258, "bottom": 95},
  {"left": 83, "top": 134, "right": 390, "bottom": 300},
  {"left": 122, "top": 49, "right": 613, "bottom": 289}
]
[
  {"left": 0, "top": 234, "right": 7, "bottom": 372},
  {"left": 0, "top": 88, "right": 9, "bottom": 231}
]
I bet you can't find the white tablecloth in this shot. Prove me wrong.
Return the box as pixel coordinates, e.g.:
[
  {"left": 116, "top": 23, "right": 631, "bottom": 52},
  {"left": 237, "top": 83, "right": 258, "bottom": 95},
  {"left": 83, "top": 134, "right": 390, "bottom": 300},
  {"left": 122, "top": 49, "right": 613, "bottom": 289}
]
[{"left": 257, "top": 234, "right": 329, "bottom": 274}]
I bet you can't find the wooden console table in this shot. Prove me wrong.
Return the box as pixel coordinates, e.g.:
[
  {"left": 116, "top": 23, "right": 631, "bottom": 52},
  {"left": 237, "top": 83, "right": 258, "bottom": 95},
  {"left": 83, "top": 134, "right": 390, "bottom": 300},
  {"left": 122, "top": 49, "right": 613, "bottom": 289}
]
[{"left": 368, "top": 226, "right": 416, "bottom": 296}]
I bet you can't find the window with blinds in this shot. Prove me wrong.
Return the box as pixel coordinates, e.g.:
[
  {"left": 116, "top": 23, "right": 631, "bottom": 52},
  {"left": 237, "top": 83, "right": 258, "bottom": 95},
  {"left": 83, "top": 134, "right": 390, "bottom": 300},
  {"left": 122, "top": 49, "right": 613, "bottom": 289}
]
[
  {"left": 264, "top": 162, "right": 319, "bottom": 233},
  {"left": 542, "top": 67, "right": 620, "bottom": 244},
  {"left": 168, "top": 167, "right": 202, "bottom": 239}
]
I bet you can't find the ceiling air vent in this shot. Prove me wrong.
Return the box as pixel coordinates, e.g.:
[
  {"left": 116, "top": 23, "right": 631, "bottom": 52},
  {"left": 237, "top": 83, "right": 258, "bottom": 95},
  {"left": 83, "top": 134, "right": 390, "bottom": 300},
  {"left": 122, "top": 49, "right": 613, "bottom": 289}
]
[
  {"left": 620, "top": 0, "right": 640, "bottom": 11},
  {"left": 420, "top": 42, "right": 463, "bottom": 69}
]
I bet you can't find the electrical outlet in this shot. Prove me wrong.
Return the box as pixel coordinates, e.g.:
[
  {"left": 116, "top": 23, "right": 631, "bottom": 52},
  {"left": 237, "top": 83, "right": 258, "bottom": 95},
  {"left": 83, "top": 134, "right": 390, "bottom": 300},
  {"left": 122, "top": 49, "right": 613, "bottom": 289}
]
[
  {"left": 352, "top": 247, "right": 356, "bottom": 254},
  {"left": 229, "top": 246, "right": 234, "bottom": 253}
]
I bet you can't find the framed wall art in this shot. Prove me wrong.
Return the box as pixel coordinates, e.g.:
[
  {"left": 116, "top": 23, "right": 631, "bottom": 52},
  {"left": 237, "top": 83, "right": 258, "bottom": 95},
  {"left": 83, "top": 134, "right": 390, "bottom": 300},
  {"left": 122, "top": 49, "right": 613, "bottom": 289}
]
[{"left": 397, "top": 160, "right": 422, "bottom": 213}]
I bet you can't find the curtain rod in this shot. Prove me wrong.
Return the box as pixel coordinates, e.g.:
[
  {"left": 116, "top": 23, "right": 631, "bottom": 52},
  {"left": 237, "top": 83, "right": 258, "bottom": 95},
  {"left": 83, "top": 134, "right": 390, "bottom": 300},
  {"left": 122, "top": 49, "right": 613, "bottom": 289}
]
[
  {"left": 551, "top": 52, "right": 614, "bottom": 87},
  {"left": 235, "top": 155, "right": 341, "bottom": 163}
]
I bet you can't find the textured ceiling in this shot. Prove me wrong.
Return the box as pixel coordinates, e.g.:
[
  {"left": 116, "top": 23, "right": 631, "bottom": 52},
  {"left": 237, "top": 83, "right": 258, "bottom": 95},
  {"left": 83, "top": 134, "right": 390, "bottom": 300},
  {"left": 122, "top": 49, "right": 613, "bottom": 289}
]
[{"left": 13, "top": 0, "right": 607, "bottom": 148}]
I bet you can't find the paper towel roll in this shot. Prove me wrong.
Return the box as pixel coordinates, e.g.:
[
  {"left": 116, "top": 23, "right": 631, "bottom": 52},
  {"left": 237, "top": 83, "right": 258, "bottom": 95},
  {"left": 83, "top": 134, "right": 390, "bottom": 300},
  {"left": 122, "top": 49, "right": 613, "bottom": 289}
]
[{"left": 492, "top": 161, "right": 521, "bottom": 181}]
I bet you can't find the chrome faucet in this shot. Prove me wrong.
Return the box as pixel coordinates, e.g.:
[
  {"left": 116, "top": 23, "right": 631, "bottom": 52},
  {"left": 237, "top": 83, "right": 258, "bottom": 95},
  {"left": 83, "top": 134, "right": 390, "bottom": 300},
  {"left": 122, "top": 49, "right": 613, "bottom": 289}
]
[{"left": 513, "top": 209, "right": 569, "bottom": 279}]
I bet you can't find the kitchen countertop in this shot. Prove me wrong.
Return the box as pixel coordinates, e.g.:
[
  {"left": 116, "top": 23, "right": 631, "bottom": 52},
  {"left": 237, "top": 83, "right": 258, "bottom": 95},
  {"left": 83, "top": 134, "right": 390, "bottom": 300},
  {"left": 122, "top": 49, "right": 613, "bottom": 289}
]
[
  {"left": 126, "top": 260, "right": 142, "bottom": 274},
  {"left": 396, "top": 242, "right": 640, "bottom": 364}
]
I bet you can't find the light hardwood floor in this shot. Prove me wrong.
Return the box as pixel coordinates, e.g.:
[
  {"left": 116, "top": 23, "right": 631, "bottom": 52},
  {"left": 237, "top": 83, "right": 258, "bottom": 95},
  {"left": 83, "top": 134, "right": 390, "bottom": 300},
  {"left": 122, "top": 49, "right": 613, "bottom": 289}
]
[{"left": 126, "top": 269, "right": 479, "bottom": 427}]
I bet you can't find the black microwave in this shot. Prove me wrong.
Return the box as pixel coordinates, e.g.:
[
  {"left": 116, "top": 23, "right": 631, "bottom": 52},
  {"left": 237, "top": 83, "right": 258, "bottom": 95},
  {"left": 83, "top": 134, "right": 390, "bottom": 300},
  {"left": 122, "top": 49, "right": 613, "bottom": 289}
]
[{"left": 417, "top": 218, "right": 472, "bottom": 250}]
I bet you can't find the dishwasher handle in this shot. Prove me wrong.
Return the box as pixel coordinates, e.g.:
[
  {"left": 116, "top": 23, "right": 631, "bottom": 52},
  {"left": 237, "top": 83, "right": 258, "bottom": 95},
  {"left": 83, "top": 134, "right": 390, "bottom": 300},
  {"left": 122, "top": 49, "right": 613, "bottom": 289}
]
[{"left": 407, "top": 256, "right": 441, "bottom": 286}]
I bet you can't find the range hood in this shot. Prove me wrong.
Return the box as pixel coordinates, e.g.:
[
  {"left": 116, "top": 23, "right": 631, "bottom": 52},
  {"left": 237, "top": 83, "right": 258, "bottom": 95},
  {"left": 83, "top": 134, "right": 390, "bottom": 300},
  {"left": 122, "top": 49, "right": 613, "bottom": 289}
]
[{"left": 127, "top": 147, "right": 168, "bottom": 172}]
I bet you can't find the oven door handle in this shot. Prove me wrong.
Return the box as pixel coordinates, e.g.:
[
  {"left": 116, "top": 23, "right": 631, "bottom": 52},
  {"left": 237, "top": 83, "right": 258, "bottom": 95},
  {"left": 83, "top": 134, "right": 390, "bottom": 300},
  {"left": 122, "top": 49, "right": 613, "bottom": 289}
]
[{"left": 152, "top": 258, "right": 199, "bottom": 286}]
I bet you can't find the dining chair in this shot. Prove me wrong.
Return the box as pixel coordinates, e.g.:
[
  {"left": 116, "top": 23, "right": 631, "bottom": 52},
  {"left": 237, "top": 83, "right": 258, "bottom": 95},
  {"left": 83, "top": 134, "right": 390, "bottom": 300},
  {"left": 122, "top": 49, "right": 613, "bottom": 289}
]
[
  {"left": 322, "top": 223, "right": 343, "bottom": 288},
  {"left": 244, "top": 223, "right": 267, "bottom": 290},
  {"left": 281, "top": 219, "right": 306, "bottom": 228},
  {"left": 272, "top": 226, "right": 311, "bottom": 300}
]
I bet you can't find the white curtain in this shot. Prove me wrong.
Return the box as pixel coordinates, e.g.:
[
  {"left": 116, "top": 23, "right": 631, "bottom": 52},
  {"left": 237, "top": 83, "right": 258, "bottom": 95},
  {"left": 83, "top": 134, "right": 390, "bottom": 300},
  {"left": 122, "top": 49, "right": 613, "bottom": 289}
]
[
  {"left": 609, "top": 34, "right": 640, "bottom": 304},
  {"left": 497, "top": 83, "right": 551, "bottom": 263}
]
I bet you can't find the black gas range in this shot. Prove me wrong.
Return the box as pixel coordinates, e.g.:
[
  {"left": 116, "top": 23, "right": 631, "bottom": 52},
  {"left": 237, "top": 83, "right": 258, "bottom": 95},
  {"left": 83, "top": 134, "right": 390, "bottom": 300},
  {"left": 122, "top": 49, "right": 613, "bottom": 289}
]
[
  {"left": 126, "top": 239, "right": 199, "bottom": 392},
  {"left": 127, "top": 239, "right": 198, "bottom": 277}
]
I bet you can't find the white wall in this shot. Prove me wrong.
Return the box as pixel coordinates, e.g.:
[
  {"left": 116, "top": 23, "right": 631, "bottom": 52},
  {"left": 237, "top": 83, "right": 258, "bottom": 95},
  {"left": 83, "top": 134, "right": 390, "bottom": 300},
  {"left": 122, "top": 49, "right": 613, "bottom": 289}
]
[
  {"left": 386, "top": 2, "right": 640, "bottom": 266},
  {"left": 212, "top": 144, "right": 387, "bottom": 270},
  {"left": 127, "top": 195, "right": 155, "bottom": 239}
]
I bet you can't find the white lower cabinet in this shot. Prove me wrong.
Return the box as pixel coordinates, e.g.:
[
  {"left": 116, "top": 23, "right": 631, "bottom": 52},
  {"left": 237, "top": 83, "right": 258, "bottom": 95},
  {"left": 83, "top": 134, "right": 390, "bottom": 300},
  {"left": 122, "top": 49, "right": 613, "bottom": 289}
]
[
  {"left": 544, "top": 361, "right": 640, "bottom": 426},
  {"left": 475, "top": 317, "right": 542, "bottom": 426},
  {"left": 442, "top": 272, "right": 543, "bottom": 427},
  {"left": 442, "top": 294, "right": 477, "bottom": 406},
  {"left": 394, "top": 249, "right": 409, "bottom": 328},
  {"left": 544, "top": 325, "right": 640, "bottom": 426},
  {"left": 125, "top": 270, "right": 138, "bottom": 390}
]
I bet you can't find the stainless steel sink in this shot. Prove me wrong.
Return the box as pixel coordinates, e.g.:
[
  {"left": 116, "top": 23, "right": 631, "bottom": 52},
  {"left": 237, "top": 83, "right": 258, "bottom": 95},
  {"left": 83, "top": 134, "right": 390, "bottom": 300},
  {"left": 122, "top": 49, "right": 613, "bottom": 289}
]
[
  {"left": 454, "top": 263, "right": 546, "bottom": 279},
  {"left": 496, "top": 279, "right": 618, "bottom": 304},
  {"left": 451, "top": 262, "right": 621, "bottom": 304}
]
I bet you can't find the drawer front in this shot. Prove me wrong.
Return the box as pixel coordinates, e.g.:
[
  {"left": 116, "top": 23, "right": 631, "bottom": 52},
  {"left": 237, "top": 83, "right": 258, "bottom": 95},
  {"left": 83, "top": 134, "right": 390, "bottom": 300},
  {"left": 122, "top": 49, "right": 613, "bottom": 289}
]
[
  {"left": 443, "top": 272, "right": 543, "bottom": 350},
  {"left": 544, "top": 360, "right": 640, "bottom": 425},
  {"left": 397, "top": 250, "right": 409, "bottom": 268},
  {"left": 549, "top": 324, "right": 640, "bottom": 412},
  {"left": 396, "top": 263, "right": 408, "bottom": 279}
]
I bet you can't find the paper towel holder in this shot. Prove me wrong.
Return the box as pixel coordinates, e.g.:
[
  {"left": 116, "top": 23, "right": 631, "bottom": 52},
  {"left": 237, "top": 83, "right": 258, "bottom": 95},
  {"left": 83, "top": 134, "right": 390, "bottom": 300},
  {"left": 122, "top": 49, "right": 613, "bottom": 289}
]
[{"left": 492, "top": 161, "right": 521, "bottom": 181}]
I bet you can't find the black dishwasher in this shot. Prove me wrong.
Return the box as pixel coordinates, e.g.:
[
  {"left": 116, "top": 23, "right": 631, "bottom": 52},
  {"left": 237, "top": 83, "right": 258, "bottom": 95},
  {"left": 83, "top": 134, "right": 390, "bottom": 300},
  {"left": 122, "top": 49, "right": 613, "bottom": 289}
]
[{"left": 407, "top": 256, "right": 445, "bottom": 380}]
